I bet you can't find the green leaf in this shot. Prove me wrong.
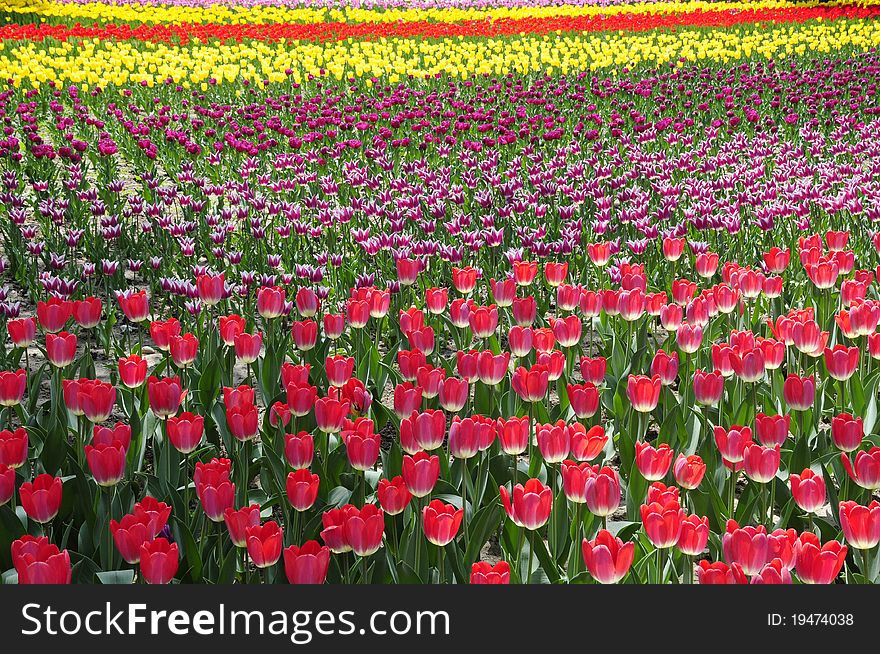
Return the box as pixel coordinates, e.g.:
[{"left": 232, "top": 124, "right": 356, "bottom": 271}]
[{"left": 96, "top": 570, "right": 135, "bottom": 584}]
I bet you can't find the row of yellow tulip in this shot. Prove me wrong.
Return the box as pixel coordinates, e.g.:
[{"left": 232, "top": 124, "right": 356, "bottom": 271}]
[{"left": 2, "top": 19, "right": 880, "bottom": 88}]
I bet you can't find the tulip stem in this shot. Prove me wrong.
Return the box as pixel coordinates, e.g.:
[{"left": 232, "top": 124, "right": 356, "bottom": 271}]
[
  {"left": 515, "top": 525, "right": 524, "bottom": 583},
  {"left": 728, "top": 469, "right": 737, "bottom": 519},
  {"left": 526, "top": 529, "right": 535, "bottom": 584},
  {"left": 361, "top": 554, "right": 369, "bottom": 585},
  {"left": 768, "top": 479, "right": 776, "bottom": 528},
  {"left": 461, "top": 459, "right": 469, "bottom": 555},
  {"left": 414, "top": 497, "right": 422, "bottom": 578},
  {"left": 437, "top": 545, "right": 445, "bottom": 584}
]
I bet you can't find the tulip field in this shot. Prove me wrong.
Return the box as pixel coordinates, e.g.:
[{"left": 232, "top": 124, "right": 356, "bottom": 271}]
[{"left": 1, "top": 0, "right": 880, "bottom": 588}]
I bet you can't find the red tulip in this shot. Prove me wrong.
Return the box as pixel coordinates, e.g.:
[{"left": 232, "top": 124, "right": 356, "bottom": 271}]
[
  {"left": 8, "top": 317, "right": 36, "bottom": 347},
  {"left": 508, "top": 326, "right": 533, "bottom": 358},
  {"left": 226, "top": 402, "right": 259, "bottom": 442},
  {"left": 0, "top": 427, "right": 27, "bottom": 469},
  {"left": 291, "top": 321, "right": 317, "bottom": 351},
  {"left": 584, "top": 466, "right": 620, "bottom": 517},
  {"left": 692, "top": 369, "right": 723, "bottom": 405},
  {"left": 579, "top": 356, "right": 607, "bottom": 385},
  {"left": 794, "top": 533, "right": 847, "bottom": 584},
  {"left": 402, "top": 451, "right": 440, "bottom": 498},
  {"left": 536, "top": 421, "right": 571, "bottom": 464},
  {"left": 754, "top": 413, "right": 790, "bottom": 447},
  {"left": 341, "top": 418, "right": 380, "bottom": 471},
  {"left": 393, "top": 382, "right": 422, "bottom": 419},
  {"left": 567, "top": 382, "right": 599, "bottom": 419},
  {"left": 839, "top": 500, "right": 880, "bottom": 550},
  {"left": 377, "top": 476, "right": 411, "bottom": 516},
  {"left": 561, "top": 460, "right": 592, "bottom": 503},
  {"left": 234, "top": 332, "right": 262, "bottom": 363},
  {"left": 78, "top": 379, "right": 116, "bottom": 423},
  {"left": 677, "top": 514, "right": 710, "bottom": 556},
  {"left": 0, "top": 370, "right": 25, "bottom": 407},
  {"left": 147, "top": 375, "right": 183, "bottom": 419},
  {"left": 556, "top": 284, "right": 581, "bottom": 311},
  {"left": 511, "top": 296, "right": 537, "bottom": 326},
  {"left": 469, "top": 304, "right": 499, "bottom": 339},
  {"left": 425, "top": 287, "right": 448, "bottom": 314},
  {"left": 195, "top": 458, "right": 235, "bottom": 521},
  {"left": 569, "top": 424, "right": 607, "bottom": 462},
  {"left": 722, "top": 520, "right": 769, "bottom": 576},
  {"left": 789, "top": 469, "right": 826, "bottom": 514},
  {"left": 470, "top": 561, "right": 510, "bottom": 584},
  {"left": 196, "top": 273, "right": 225, "bottom": 306},
  {"left": 396, "top": 258, "right": 421, "bottom": 286},
  {"left": 19, "top": 474, "right": 62, "bottom": 523},
  {"left": 438, "top": 377, "right": 468, "bottom": 412},
  {"left": 714, "top": 425, "right": 752, "bottom": 464},
  {"left": 397, "top": 349, "right": 426, "bottom": 381},
  {"left": 696, "top": 560, "right": 747, "bottom": 584},
  {"left": 500, "top": 478, "right": 552, "bottom": 530},
  {"left": 513, "top": 260, "right": 538, "bottom": 286},
  {"left": 751, "top": 559, "right": 792, "bottom": 585},
  {"left": 150, "top": 317, "right": 181, "bottom": 351},
  {"left": 116, "top": 290, "right": 150, "bottom": 323},
  {"left": 110, "top": 513, "right": 155, "bottom": 563},
  {"left": 416, "top": 366, "right": 445, "bottom": 399},
  {"left": 284, "top": 431, "right": 314, "bottom": 470},
  {"left": 496, "top": 416, "right": 529, "bottom": 456},
  {"left": 824, "top": 345, "right": 859, "bottom": 381},
  {"left": 783, "top": 374, "right": 815, "bottom": 411},
  {"left": 587, "top": 242, "right": 612, "bottom": 267},
  {"left": 0, "top": 464, "right": 14, "bottom": 506},
  {"left": 343, "top": 504, "right": 385, "bottom": 556},
  {"left": 635, "top": 441, "right": 674, "bottom": 481},
  {"left": 224, "top": 504, "right": 261, "bottom": 548},
  {"left": 582, "top": 530, "right": 634, "bottom": 584},
  {"left": 246, "top": 521, "right": 284, "bottom": 568},
  {"left": 832, "top": 413, "right": 864, "bottom": 452},
  {"left": 46, "top": 331, "right": 77, "bottom": 367},
  {"left": 12, "top": 536, "right": 71, "bottom": 584},
  {"left": 320, "top": 505, "right": 359, "bottom": 553},
  {"left": 511, "top": 364, "right": 549, "bottom": 403},
  {"left": 423, "top": 499, "right": 464, "bottom": 546},
  {"left": 118, "top": 354, "right": 147, "bottom": 388},
  {"left": 627, "top": 374, "right": 661, "bottom": 413},
  {"left": 673, "top": 454, "right": 706, "bottom": 490},
  {"left": 132, "top": 496, "right": 171, "bottom": 536},
  {"left": 326, "top": 355, "right": 355, "bottom": 388},
  {"left": 166, "top": 412, "right": 204, "bottom": 454},
  {"left": 257, "top": 286, "right": 285, "bottom": 319},
  {"left": 284, "top": 541, "right": 330, "bottom": 584},
  {"left": 140, "top": 538, "right": 178, "bottom": 584},
  {"left": 322, "top": 313, "right": 345, "bottom": 341},
  {"left": 640, "top": 500, "right": 684, "bottom": 548},
  {"left": 841, "top": 448, "right": 880, "bottom": 490},
  {"left": 314, "top": 396, "right": 350, "bottom": 434},
  {"left": 37, "top": 297, "right": 72, "bottom": 332},
  {"left": 285, "top": 382, "right": 317, "bottom": 418},
  {"left": 476, "top": 351, "right": 509, "bottom": 386},
  {"left": 400, "top": 409, "right": 446, "bottom": 453},
  {"left": 287, "top": 469, "right": 320, "bottom": 511},
  {"left": 490, "top": 278, "right": 516, "bottom": 307},
  {"left": 448, "top": 415, "right": 491, "bottom": 460},
  {"left": 296, "top": 288, "right": 319, "bottom": 318},
  {"left": 73, "top": 297, "right": 103, "bottom": 329},
  {"left": 651, "top": 349, "right": 678, "bottom": 385},
  {"left": 743, "top": 443, "right": 780, "bottom": 484},
  {"left": 218, "top": 314, "right": 246, "bottom": 345},
  {"left": 85, "top": 440, "right": 126, "bottom": 486}
]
